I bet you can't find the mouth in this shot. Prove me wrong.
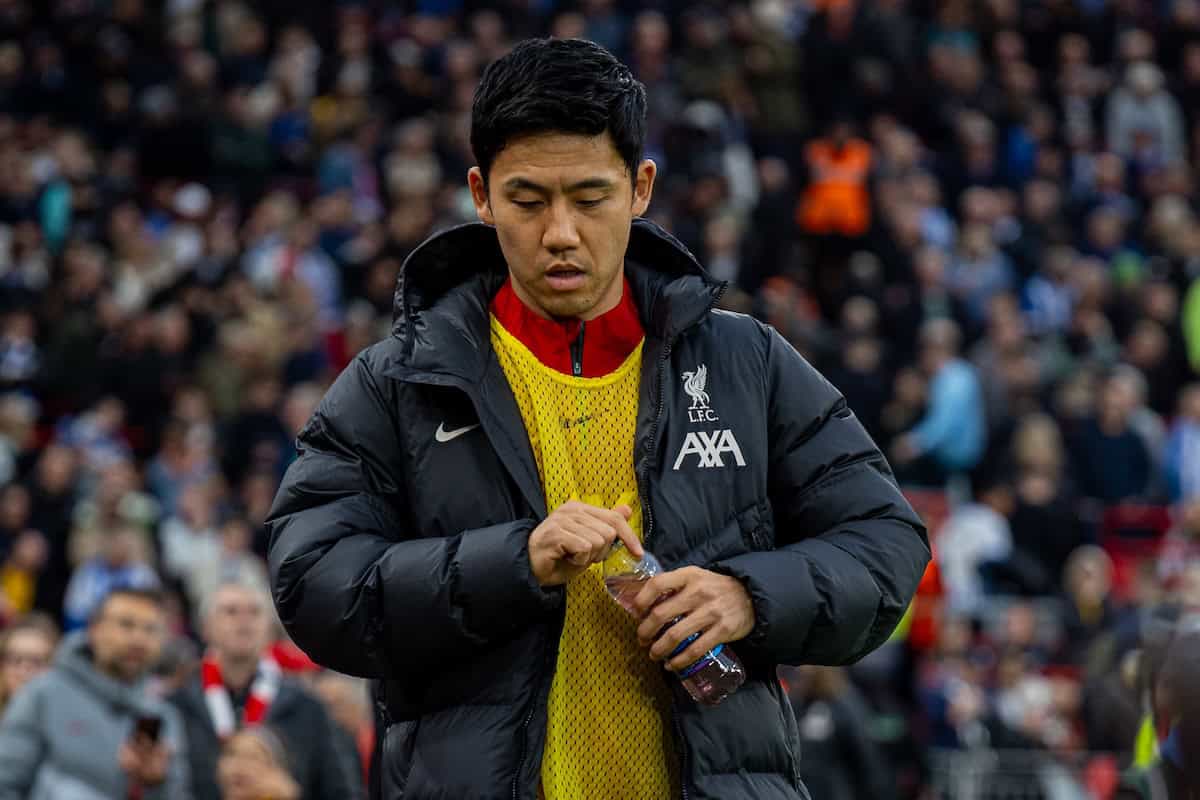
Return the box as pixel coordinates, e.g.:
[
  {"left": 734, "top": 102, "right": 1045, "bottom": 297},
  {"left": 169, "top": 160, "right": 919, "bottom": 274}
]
[{"left": 544, "top": 264, "right": 587, "bottom": 291}]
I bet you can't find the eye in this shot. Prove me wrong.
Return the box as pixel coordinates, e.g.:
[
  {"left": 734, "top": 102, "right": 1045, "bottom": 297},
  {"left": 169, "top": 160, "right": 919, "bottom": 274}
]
[
  {"left": 512, "top": 200, "right": 542, "bottom": 210},
  {"left": 578, "top": 198, "right": 605, "bottom": 208}
]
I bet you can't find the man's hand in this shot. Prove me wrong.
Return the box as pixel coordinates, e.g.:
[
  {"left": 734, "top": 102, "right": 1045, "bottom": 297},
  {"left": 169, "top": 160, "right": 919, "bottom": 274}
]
[
  {"left": 119, "top": 733, "right": 171, "bottom": 788},
  {"left": 630, "top": 567, "right": 755, "bottom": 672},
  {"left": 528, "top": 501, "right": 644, "bottom": 587}
]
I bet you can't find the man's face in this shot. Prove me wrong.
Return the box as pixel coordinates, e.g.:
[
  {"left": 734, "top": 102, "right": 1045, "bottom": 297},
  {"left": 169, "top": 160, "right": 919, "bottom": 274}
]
[
  {"left": 89, "top": 595, "right": 165, "bottom": 683},
  {"left": 469, "top": 132, "right": 656, "bottom": 320},
  {"left": 204, "top": 586, "right": 270, "bottom": 663},
  {"left": 1, "top": 628, "right": 54, "bottom": 698}
]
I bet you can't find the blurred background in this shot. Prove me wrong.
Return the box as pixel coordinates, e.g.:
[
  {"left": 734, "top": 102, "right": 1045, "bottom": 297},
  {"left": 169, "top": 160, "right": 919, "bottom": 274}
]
[{"left": 0, "top": 0, "right": 1199, "bottom": 797}]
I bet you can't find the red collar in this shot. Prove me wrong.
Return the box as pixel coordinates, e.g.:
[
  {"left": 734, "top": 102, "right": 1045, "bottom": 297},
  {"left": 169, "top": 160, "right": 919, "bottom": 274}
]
[{"left": 490, "top": 276, "right": 644, "bottom": 377}]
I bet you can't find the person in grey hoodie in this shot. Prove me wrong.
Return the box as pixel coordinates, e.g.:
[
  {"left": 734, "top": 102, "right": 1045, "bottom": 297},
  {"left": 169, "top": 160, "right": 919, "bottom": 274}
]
[{"left": 0, "top": 586, "right": 191, "bottom": 800}]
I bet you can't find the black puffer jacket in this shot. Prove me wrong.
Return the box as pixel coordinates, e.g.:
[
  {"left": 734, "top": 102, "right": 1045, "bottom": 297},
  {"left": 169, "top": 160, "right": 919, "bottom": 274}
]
[{"left": 266, "top": 219, "right": 929, "bottom": 800}]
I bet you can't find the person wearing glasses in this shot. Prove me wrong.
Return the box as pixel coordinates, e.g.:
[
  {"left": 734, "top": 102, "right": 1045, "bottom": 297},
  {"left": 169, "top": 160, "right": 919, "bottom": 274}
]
[
  {"left": 0, "top": 613, "right": 58, "bottom": 714},
  {"left": 0, "top": 587, "right": 192, "bottom": 800}
]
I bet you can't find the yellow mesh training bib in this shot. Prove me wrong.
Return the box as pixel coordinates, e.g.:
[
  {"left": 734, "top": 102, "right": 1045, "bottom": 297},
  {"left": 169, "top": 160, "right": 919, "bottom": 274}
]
[{"left": 491, "top": 316, "right": 678, "bottom": 800}]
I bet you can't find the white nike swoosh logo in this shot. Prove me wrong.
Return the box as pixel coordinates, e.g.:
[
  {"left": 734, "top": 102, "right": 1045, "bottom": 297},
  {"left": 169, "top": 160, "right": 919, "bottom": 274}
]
[{"left": 435, "top": 423, "right": 480, "bottom": 443}]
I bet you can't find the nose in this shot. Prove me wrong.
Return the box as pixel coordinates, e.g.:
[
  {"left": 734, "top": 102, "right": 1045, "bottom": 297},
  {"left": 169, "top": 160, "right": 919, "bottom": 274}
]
[{"left": 542, "top": 200, "right": 581, "bottom": 255}]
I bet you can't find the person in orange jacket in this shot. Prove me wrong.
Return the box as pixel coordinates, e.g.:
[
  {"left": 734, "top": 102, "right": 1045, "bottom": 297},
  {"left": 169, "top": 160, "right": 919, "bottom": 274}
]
[{"left": 797, "top": 118, "right": 874, "bottom": 239}]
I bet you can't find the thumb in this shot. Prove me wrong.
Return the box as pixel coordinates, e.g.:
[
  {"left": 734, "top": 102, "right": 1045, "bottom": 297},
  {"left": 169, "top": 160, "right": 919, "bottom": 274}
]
[{"left": 613, "top": 504, "right": 633, "bottom": 520}]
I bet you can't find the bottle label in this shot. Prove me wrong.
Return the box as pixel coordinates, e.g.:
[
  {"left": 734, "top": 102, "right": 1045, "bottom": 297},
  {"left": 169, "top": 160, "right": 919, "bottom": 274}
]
[{"left": 677, "top": 644, "right": 724, "bottom": 679}]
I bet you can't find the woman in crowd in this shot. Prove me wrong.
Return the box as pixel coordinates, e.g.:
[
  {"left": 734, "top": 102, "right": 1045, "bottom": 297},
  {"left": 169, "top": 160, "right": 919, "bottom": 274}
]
[{"left": 216, "top": 726, "right": 301, "bottom": 800}]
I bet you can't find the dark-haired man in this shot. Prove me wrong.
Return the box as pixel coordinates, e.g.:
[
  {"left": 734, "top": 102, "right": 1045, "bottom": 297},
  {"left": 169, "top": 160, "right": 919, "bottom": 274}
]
[
  {"left": 267, "top": 38, "right": 929, "bottom": 800},
  {"left": 0, "top": 587, "right": 191, "bottom": 800}
]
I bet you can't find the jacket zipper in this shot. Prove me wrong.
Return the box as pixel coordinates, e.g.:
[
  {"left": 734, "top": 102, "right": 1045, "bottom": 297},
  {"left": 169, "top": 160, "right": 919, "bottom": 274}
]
[
  {"left": 570, "top": 321, "right": 585, "bottom": 377},
  {"left": 509, "top": 318, "right": 587, "bottom": 798}
]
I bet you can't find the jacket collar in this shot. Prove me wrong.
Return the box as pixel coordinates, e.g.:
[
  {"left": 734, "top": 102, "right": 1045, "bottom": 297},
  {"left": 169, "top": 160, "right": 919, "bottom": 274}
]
[
  {"left": 387, "top": 218, "right": 724, "bottom": 383},
  {"left": 489, "top": 276, "right": 643, "bottom": 377}
]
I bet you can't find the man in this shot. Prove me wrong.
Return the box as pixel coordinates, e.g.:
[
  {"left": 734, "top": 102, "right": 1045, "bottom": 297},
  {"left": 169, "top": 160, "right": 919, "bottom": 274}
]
[
  {"left": 267, "top": 38, "right": 929, "bottom": 800},
  {"left": 0, "top": 587, "right": 190, "bottom": 800},
  {"left": 168, "top": 579, "right": 363, "bottom": 800},
  {"left": 892, "top": 318, "right": 987, "bottom": 485},
  {"left": 1069, "top": 368, "right": 1155, "bottom": 504},
  {"left": 63, "top": 523, "right": 160, "bottom": 630},
  {"left": 1117, "top": 628, "right": 1200, "bottom": 799}
]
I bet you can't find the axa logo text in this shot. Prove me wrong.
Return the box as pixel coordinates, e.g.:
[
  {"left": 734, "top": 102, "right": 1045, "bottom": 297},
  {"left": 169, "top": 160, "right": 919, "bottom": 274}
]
[{"left": 672, "top": 429, "right": 747, "bottom": 470}]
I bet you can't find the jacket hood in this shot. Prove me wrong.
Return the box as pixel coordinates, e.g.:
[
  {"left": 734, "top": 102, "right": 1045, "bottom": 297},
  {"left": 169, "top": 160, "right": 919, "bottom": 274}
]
[
  {"left": 388, "top": 218, "right": 725, "bottom": 381},
  {"left": 54, "top": 631, "right": 155, "bottom": 715}
]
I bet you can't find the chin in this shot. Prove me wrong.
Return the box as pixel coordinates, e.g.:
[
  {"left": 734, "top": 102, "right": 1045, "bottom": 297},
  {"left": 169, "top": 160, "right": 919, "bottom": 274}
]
[{"left": 539, "top": 294, "right": 596, "bottom": 320}]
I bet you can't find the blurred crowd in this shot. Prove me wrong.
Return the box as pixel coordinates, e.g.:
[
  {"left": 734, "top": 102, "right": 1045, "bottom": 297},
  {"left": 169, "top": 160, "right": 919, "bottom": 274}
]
[{"left": 0, "top": 0, "right": 1197, "bottom": 797}]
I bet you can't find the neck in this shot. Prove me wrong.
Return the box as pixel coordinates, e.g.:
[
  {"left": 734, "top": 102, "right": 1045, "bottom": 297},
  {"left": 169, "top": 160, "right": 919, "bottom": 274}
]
[{"left": 217, "top": 653, "right": 258, "bottom": 691}]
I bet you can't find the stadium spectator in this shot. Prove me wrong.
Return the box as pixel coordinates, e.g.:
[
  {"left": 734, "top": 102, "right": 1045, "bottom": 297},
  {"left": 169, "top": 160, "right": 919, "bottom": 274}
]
[
  {"left": 168, "top": 579, "right": 362, "bottom": 800},
  {"left": 1061, "top": 545, "right": 1118, "bottom": 665},
  {"left": 0, "top": 587, "right": 190, "bottom": 799},
  {"left": 892, "top": 318, "right": 987, "bottom": 486},
  {"left": 0, "top": 612, "right": 56, "bottom": 714},
  {"left": 936, "top": 471, "right": 1015, "bottom": 616},
  {"left": 0, "top": 527, "right": 47, "bottom": 621},
  {"left": 1165, "top": 383, "right": 1200, "bottom": 503},
  {"left": 62, "top": 523, "right": 159, "bottom": 631},
  {"left": 1069, "top": 369, "right": 1156, "bottom": 504},
  {"left": 784, "top": 665, "right": 894, "bottom": 800},
  {"left": 215, "top": 726, "right": 301, "bottom": 800}
]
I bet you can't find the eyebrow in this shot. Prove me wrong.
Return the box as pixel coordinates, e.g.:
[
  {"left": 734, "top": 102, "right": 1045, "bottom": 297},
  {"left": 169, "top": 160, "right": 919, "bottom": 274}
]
[{"left": 501, "top": 177, "right": 616, "bottom": 194}]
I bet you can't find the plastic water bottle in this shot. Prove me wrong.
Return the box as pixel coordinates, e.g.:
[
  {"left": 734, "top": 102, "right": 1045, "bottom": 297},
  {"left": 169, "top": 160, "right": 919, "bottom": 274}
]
[{"left": 602, "top": 542, "right": 745, "bottom": 706}]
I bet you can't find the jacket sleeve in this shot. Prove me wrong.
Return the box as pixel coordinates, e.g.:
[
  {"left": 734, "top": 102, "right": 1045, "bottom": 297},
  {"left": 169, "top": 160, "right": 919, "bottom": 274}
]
[
  {"left": 266, "top": 353, "right": 560, "bottom": 679},
  {"left": 715, "top": 327, "right": 930, "bottom": 666},
  {"left": 0, "top": 678, "right": 45, "bottom": 799}
]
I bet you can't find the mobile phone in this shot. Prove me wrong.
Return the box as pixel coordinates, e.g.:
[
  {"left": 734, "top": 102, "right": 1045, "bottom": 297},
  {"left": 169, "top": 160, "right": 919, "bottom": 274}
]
[{"left": 134, "top": 715, "right": 162, "bottom": 744}]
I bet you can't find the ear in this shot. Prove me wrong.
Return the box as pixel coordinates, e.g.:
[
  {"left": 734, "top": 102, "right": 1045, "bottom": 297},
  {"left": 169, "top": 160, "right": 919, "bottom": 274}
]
[
  {"left": 631, "top": 159, "right": 657, "bottom": 218},
  {"left": 468, "top": 167, "right": 495, "bottom": 226}
]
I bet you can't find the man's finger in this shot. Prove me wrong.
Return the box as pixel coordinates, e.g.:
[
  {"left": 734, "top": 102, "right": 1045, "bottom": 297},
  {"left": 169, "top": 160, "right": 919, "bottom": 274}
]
[
  {"left": 665, "top": 626, "right": 724, "bottom": 673},
  {"left": 608, "top": 509, "right": 643, "bottom": 557},
  {"left": 573, "top": 525, "right": 614, "bottom": 565},
  {"left": 567, "top": 513, "right": 617, "bottom": 549},
  {"left": 636, "top": 591, "right": 694, "bottom": 646},
  {"left": 578, "top": 505, "right": 643, "bottom": 558},
  {"left": 555, "top": 531, "right": 594, "bottom": 559},
  {"left": 630, "top": 570, "right": 688, "bottom": 616},
  {"left": 649, "top": 607, "right": 709, "bottom": 662}
]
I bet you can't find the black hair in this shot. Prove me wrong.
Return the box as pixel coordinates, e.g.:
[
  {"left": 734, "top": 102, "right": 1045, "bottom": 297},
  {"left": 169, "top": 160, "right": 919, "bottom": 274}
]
[
  {"left": 470, "top": 38, "right": 647, "bottom": 184},
  {"left": 90, "top": 585, "right": 165, "bottom": 624}
]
